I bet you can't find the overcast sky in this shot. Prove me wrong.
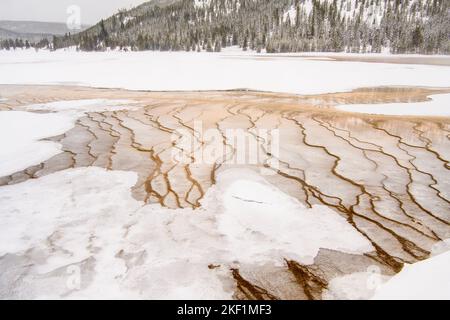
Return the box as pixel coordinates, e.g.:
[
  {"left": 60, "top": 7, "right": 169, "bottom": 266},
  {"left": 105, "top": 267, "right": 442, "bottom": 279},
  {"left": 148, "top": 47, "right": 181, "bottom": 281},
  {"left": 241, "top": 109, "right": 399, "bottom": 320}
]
[{"left": 0, "top": 0, "right": 149, "bottom": 25}]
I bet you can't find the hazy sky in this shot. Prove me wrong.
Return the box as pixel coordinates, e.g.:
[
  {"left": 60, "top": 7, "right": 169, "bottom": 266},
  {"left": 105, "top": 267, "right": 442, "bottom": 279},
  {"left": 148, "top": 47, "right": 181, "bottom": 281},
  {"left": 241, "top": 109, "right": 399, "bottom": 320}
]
[{"left": 0, "top": 0, "right": 149, "bottom": 24}]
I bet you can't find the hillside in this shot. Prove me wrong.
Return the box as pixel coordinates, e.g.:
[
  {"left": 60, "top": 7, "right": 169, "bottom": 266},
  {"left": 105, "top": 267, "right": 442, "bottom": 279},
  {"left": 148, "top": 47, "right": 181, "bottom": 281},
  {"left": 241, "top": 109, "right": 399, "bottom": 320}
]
[{"left": 52, "top": 0, "right": 449, "bottom": 54}]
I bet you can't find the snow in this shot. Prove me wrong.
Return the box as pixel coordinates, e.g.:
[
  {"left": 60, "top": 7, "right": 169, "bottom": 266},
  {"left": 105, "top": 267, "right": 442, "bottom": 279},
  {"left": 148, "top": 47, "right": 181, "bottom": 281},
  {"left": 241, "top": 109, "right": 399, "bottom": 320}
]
[
  {"left": 122, "top": 16, "right": 135, "bottom": 26},
  {"left": 323, "top": 270, "right": 390, "bottom": 300},
  {"left": 283, "top": 6, "right": 297, "bottom": 24},
  {"left": 372, "top": 250, "right": 450, "bottom": 300},
  {"left": 194, "top": 0, "right": 211, "bottom": 9},
  {"left": 285, "top": 0, "right": 428, "bottom": 27},
  {"left": 216, "top": 169, "right": 373, "bottom": 265},
  {"left": 0, "top": 167, "right": 373, "bottom": 299},
  {"left": 0, "top": 100, "right": 138, "bottom": 177},
  {"left": 337, "top": 93, "right": 450, "bottom": 117},
  {"left": 24, "top": 99, "right": 138, "bottom": 114},
  {"left": 323, "top": 240, "right": 450, "bottom": 300},
  {"left": 0, "top": 111, "right": 75, "bottom": 177},
  {"left": 0, "top": 50, "right": 448, "bottom": 95}
]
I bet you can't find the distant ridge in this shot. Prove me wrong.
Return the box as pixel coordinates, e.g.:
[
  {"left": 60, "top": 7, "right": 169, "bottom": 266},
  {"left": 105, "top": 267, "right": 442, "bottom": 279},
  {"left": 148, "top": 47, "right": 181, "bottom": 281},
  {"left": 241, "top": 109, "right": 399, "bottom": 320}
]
[{"left": 0, "top": 20, "right": 90, "bottom": 41}]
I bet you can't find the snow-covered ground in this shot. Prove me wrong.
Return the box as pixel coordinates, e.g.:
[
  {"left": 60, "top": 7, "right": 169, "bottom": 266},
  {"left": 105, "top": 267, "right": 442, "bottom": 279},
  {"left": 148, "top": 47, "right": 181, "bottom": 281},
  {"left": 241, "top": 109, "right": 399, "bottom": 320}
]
[
  {"left": 372, "top": 250, "right": 450, "bottom": 300},
  {"left": 24, "top": 99, "right": 138, "bottom": 114},
  {"left": 0, "top": 49, "right": 448, "bottom": 96},
  {"left": 323, "top": 243, "right": 450, "bottom": 300},
  {"left": 337, "top": 93, "right": 450, "bottom": 116},
  {"left": 0, "top": 111, "right": 75, "bottom": 177}
]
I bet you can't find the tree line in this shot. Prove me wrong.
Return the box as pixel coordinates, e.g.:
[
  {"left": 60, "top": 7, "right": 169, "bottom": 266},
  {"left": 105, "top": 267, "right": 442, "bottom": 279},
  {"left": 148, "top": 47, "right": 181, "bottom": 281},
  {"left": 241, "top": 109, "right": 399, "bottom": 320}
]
[
  {"left": 0, "top": 38, "right": 50, "bottom": 50},
  {"left": 25, "top": 0, "right": 450, "bottom": 54}
]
